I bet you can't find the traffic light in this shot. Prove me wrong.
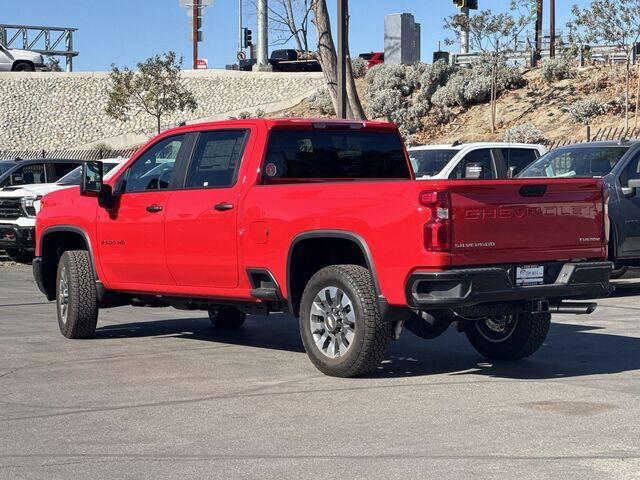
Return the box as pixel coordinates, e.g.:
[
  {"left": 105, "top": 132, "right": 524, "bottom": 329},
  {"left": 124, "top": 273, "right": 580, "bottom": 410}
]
[
  {"left": 243, "top": 28, "right": 253, "bottom": 48},
  {"left": 453, "top": 0, "right": 478, "bottom": 9}
]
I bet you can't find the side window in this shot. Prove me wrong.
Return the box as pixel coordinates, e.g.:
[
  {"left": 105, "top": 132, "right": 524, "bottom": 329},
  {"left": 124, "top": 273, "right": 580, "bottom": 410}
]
[
  {"left": 10, "top": 163, "right": 47, "bottom": 185},
  {"left": 124, "top": 135, "right": 185, "bottom": 192},
  {"left": 620, "top": 153, "right": 640, "bottom": 186},
  {"left": 52, "top": 162, "right": 80, "bottom": 180},
  {"left": 450, "top": 149, "right": 497, "bottom": 179},
  {"left": 185, "top": 130, "right": 247, "bottom": 188},
  {"left": 501, "top": 148, "right": 538, "bottom": 175}
]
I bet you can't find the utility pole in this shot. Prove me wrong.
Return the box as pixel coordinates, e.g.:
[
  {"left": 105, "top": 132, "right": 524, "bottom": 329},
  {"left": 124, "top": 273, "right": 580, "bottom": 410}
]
[
  {"left": 238, "top": 0, "right": 243, "bottom": 54},
  {"left": 534, "top": 0, "right": 543, "bottom": 66},
  {"left": 549, "top": 0, "right": 556, "bottom": 58},
  {"left": 192, "top": 0, "right": 199, "bottom": 69},
  {"left": 337, "top": 0, "right": 348, "bottom": 119},
  {"left": 254, "top": 0, "right": 272, "bottom": 71}
]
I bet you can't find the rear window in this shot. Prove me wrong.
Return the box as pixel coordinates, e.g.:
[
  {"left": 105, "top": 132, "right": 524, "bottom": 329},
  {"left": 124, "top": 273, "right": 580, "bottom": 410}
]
[
  {"left": 500, "top": 148, "right": 539, "bottom": 174},
  {"left": 263, "top": 129, "right": 410, "bottom": 182},
  {"left": 409, "top": 149, "right": 457, "bottom": 177},
  {"left": 520, "top": 146, "right": 629, "bottom": 178}
]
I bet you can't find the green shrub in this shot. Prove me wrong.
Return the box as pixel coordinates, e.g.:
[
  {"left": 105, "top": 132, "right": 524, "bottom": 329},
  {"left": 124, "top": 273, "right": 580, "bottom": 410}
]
[
  {"left": 541, "top": 58, "right": 576, "bottom": 83},
  {"left": 503, "top": 124, "right": 548, "bottom": 144}
]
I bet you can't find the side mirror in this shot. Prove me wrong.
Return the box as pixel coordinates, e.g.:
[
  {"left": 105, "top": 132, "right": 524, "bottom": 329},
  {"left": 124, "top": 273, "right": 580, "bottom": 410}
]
[
  {"left": 508, "top": 166, "right": 519, "bottom": 178},
  {"left": 624, "top": 179, "right": 640, "bottom": 197},
  {"left": 465, "top": 163, "right": 484, "bottom": 180},
  {"left": 80, "top": 161, "right": 103, "bottom": 197}
]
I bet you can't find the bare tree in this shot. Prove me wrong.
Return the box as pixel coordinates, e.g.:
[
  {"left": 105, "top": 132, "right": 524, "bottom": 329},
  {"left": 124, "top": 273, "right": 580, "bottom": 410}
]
[
  {"left": 445, "top": 1, "right": 534, "bottom": 132},
  {"left": 571, "top": 0, "right": 640, "bottom": 130},
  {"left": 311, "top": 0, "right": 365, "bottom": 120},
  {"left": 250, "top": 0, "right": 312, "bottom": 52}
]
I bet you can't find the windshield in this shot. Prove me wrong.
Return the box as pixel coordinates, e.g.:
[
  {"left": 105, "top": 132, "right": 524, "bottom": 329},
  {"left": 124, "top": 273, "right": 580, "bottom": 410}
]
[
  {"left": 519, "top": 146, "right": 630, "bottom": 178},
  {"left": 0, "top": 163, "right": 14, "bottom": 176},
  {"left": 57, "top": 162, "right": 122, "bottom": 185},
  {"left": 409, "top": 149, "right": 458, "bottom": 177}
]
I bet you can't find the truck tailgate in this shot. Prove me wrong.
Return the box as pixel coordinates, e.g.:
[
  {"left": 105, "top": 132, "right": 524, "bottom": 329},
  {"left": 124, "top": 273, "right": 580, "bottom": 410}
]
[{"left": 448, "top": 179, "right": 607, "bottom": 266}]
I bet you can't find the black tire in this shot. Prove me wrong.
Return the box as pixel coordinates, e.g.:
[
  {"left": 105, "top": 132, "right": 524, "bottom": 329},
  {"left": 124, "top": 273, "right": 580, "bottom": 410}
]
[
  {"left": 465, "top": 312, "right": 551, "bottom": 361},
  {"left": 13, "top": 62, "right": 34, "bottom": 72},
  {"left": 208, "top": 306, "right": 246, "bottom": 329},
  {"left": 610, "top": 266, "right": 629, "bottom": 280},
  {"left": 299, "top": 265, "right": 391, "bottom": 378},
  {"left": 3, "top": 248, "right": 34, "bottom": 264},
  {"left": 56, "top": 250, "right": 98, "bottom": 339}
]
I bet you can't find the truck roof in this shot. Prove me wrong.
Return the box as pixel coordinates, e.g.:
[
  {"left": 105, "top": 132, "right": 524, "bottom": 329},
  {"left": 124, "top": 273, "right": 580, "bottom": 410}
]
[
  {"left": 409, "top": 142, "right": 545, "bottom": 151},
  {"left": 161, "top": 118, "right": 399, "bottom": 136}
]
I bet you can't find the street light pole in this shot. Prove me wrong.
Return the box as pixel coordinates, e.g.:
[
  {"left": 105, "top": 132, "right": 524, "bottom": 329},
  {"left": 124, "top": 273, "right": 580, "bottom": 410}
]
[
  {"left": 460, "top": 6, "right": 470, "bottom": 54},
  {"left": 337, "top": 0, "right": 348, "bottom": 119},
  {"left": 238, "top": 0, "right": 243, "bottom": 54}
]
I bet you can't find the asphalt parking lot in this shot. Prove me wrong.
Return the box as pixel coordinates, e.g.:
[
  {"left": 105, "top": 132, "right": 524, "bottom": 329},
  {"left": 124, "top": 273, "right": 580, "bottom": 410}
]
[{"left": 1, "top": 264, "right": 639, "bottom": 479}]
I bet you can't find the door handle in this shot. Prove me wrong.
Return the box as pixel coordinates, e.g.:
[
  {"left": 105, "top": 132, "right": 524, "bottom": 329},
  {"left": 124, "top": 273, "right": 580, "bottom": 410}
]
[
  {"left": 214, "top": 203, "right": 234, "bottom": 211},
  {"left": 146, "top": 204, "right": 163, "bottom": 213}
]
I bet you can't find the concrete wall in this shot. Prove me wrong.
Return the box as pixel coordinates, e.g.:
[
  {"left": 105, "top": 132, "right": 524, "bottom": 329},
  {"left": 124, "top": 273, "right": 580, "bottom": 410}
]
[{"left": 0, "top": 70, "right": 324, "bottom": 150}]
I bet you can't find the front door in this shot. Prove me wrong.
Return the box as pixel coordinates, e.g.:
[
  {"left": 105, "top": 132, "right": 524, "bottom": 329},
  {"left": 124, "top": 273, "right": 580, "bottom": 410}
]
[
  {"left": 164, "top": 129, "right": 249, "bottom": 288},
  {"left": 618, "top": 152, "right": 640, "bottom": 258},
  {"left": 97, "top": 134, "right": 187, "bottom": 287}
]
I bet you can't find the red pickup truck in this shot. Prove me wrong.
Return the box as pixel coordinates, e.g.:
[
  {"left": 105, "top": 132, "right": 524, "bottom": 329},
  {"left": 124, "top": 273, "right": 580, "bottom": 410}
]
[{"left": 33, "top": 119, "right": 612, "bottom": 377}]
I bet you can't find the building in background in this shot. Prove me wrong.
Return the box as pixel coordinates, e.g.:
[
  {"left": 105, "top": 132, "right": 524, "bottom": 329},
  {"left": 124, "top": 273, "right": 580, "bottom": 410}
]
[{"left": 384, "top": 13, "right": 421, "bottom": 65}]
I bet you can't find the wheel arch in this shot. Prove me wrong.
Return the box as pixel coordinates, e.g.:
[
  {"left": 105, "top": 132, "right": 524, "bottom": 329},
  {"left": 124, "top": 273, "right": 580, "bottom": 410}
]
[
  {"left": 11, "top": 60, "right": 35, "bottom": 71},
  {"left": 286, "top": 230, "right": 381, "bottom": 317},
  {"left": 39, "top": 226, "right": 97, "bottom": 300}
]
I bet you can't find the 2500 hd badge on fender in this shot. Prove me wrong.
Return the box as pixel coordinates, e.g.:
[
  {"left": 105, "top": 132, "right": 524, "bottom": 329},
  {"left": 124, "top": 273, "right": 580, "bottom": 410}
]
[{"left": 33, "top": 119, "right": 613, "bottom": 377}]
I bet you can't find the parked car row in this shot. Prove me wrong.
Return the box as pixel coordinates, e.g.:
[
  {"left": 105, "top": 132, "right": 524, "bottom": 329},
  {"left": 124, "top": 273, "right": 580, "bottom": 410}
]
[
  {"left": 0, "top": 159, "right": 126, "bottom": 263},
  {"left": 13, "top": 118, "right": 622, "bottom": 379}
]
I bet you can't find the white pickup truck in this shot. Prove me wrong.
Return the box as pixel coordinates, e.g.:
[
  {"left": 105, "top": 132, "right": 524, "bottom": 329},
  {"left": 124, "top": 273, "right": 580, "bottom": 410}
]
[
  {"left": 408, "top": 142, "right": 547, "bottom": 180},
  {"left": 0, "top": 159, "right": 126, "bottom": 263},
  {"left": 0, "top": 43, "right": 47, "bottom": 72}
]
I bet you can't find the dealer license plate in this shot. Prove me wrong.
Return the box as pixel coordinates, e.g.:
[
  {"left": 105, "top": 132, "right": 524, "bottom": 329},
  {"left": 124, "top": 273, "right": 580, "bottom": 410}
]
[{"left": 516, "top": 265, "right": 545, "bottom": 286}]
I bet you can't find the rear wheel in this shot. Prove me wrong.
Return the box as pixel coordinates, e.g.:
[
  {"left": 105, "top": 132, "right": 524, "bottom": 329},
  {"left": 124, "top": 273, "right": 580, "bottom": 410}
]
[
  {"left": 3, "top": 248, "right": 34, "bottom": 264},
  {"left": 208, "top": 307, "right": 246, "bottom": 329},
  {"left": 465, "top": 312, "right": 551, "bottom": 361},
  {"left": 56, "top": 250, "right": 98, "bottom": 339},
  {"left": 299, "top": 265, "right": 391, "bottom": 378}
]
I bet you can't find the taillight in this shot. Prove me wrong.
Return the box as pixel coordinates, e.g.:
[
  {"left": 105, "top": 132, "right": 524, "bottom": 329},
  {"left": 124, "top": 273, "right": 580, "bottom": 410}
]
[{"left": 420, "top": 190, "right": 451, "bottom": 252}]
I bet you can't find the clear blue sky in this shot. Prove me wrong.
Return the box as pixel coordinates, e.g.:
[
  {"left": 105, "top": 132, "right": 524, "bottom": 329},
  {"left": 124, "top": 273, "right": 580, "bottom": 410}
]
[{"left": 2, "top": 0, "right": 589, "bottom": 71}]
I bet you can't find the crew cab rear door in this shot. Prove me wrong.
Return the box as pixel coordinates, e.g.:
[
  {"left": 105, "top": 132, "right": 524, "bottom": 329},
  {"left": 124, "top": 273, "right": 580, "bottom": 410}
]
[
  {"left": 164, "top": 129, "right": 250, "bottom": 288},
  {"left": 448, "top": 179, "right": 607, "bottom": 266}
]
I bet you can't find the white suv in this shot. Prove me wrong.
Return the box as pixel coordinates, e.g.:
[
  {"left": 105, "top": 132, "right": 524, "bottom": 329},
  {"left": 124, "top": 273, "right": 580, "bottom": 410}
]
[
  {"left": 0, "top": 159, "right": 127, "bottom": 263},
  {"left": 408, "top": 142, "right": 547, "bottom": 180},
  {"left": 0, "top": 43, "right": 47, "bottom": 72}
]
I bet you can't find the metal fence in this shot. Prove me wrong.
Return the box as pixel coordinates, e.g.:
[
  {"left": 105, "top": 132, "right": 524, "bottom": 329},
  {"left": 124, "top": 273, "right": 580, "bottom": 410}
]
[
  {"left": 544, "top": 125, "right": 640, "bottom": 150},
  {"left": 0, "top": 149, "right": 138, "bottom": 161}
]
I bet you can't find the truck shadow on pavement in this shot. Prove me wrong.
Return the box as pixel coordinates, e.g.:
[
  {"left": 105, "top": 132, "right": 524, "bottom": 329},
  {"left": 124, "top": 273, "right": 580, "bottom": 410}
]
[{"left": 93, "top": 280, "right": 640, "bottom": 380}]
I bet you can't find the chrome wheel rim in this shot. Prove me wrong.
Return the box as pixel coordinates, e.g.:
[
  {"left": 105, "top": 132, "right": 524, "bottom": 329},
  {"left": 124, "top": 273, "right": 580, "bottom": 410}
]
[
  {"left": 476, "top": 315, "right": 517, "bottom": 343},
  {"left": 58, "top": 267, "right": 69, "bottom": 324},
  {"left": 309, "top": 286, "right": 356, "bottom": 359}
]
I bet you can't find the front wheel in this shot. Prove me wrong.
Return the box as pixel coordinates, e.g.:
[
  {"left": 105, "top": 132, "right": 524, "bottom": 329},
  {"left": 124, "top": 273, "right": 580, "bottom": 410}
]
[
  {"left": 56, "top": 250, "right": 98, "bottom": 339},
  {"left": 3, "top": 248, "right": 34, "bottom": 264},
  {"left": 299, "top": 265, "right": 391, "bottom": 378},
  {"left": 465, "top": 312, "right": 551, "bottom": 361}
]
